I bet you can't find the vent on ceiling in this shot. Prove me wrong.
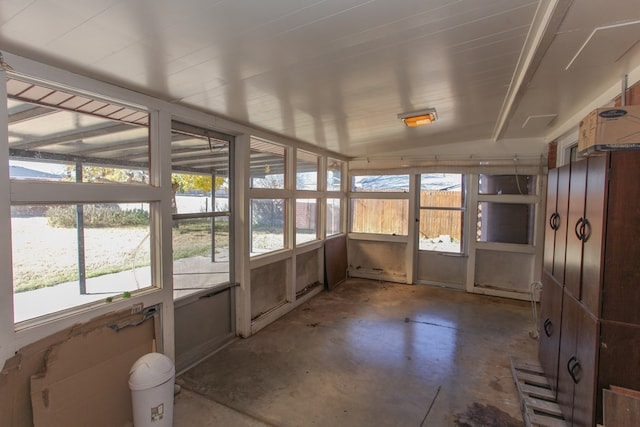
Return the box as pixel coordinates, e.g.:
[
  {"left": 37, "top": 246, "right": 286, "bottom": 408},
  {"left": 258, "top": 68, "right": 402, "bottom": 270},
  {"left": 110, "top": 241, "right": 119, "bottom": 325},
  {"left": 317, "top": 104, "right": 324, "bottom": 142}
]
[{"left": 522, "top": 114, "right": 557, "bottom": 130}]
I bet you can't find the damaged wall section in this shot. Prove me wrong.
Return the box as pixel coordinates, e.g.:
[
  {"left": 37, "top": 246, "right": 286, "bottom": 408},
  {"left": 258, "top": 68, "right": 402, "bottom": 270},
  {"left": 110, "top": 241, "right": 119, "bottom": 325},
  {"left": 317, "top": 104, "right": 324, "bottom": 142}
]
[{"left": 0, "top": 308, "right": 156, "bottom": 427}]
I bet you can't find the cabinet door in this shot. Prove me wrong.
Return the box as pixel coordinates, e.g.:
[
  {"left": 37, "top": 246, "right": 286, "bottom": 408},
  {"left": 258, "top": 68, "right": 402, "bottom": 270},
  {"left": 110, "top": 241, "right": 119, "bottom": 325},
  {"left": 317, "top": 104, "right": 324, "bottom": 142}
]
[
  {"left": 538, "top": 272, "right": 564, "bottom": 396},
  {"left": 565, "top": 160, "right": 587, "bottom": 300},
  {"left": 558, "top": 292, "right": 598, "bottom": 427},
  {"left": 545, "top": 166, "right": 570, "bottom": 284},
  {"left": 601, "top": 151, "right": 640, "bottom": 325},
  {"left": 571, "top": 304, "right": 598, "bottom": 427},
  {"left": 543, "top": 168, "right": 559, "bottom": 275},
  {"left": 580, "top": 155, "right": 606, "bottom": 317},
  {"left": 557, "top": 291, "right": 580, "bottom": 424},
  {"left": 554, "top": 166, "right": 570, "bottom": 284}
]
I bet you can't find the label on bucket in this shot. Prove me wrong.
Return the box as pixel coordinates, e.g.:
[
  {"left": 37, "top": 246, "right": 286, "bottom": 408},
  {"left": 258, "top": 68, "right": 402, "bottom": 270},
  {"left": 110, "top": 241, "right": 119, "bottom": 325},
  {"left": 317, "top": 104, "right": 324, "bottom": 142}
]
[{"left": 151, "top": 403, "right": 164, "bottom": 421}]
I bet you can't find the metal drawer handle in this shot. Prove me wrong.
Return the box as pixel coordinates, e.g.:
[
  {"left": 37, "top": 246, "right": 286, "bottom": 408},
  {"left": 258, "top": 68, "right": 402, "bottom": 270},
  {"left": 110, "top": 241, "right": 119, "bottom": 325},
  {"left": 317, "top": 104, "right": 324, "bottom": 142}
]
[
  {"left": 543, "top": 318, "right": 553, "bottom": 337},
  {"left": 575, "top": 218, "right": 584, "bottom": 241},
  {"left": 582, "top": 218, "right": 591, "bottom": 242},
  {"left": 549, "top": 212, "right": 560, "bottom": 231},
  {"left": 567, "top": 355, "right": 581, "bottom": 384}
]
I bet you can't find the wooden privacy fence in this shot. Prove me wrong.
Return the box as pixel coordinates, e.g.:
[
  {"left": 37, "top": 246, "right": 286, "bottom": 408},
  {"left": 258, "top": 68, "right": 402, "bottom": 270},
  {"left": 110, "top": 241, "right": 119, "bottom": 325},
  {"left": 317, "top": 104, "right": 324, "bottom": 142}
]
[{"left": 351, "top": 191, "right": 462, "bottom": 240}]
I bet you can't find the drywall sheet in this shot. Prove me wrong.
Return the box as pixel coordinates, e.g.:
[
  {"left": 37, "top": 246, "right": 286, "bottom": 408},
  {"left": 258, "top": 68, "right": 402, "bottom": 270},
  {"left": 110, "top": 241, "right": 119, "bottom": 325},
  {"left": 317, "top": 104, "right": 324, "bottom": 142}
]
[
  {"left": 0, "top": 310, "right": 154, "bottom": 427},
  {"left": 30, "top": 317, "right": 154, "bottom": 427},
  {"left": 324, "top": 235, "right": 347, "bottom": 290}
]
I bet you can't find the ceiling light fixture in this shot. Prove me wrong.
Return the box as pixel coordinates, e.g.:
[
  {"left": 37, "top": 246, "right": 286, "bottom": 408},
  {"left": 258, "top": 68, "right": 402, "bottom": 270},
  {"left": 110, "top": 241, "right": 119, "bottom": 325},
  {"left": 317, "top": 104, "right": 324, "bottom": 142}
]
[{"left": 397, "top": 108, "right": 438, "bottom": 127}]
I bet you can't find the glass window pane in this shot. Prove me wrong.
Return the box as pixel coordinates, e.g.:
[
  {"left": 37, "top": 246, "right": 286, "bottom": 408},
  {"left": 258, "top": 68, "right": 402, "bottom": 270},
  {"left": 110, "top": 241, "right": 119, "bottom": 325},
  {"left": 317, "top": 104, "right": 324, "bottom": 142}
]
[
  {"left": 213, "top": 165, "right": 230, "bottom": 213},
  {"left": 170, "top": 123, "right": 232, "bottom": 300},
  {"left": 419, "top": 209, "right": 463, "bottom": 252},
  {"left": 420, "top": 174, "right": 464, "bottom": 207},
  {"left": 250, "top": 138, "right": 285, "bottom": 189},
  {"left": 171, "top": 173, "right": 213, "bottom": 215},
  {"left": 477, "top": 202, "right": 534, "bottom": 244},
  {"left": 296, "top": 199, "right": 317, "bottom": 244},
  {"left": 327, "top": 158, "right": 343, "bottom": 192},
  {"left": 171, "top": 128, "right": 230, "bottom": 213},
  {"left": 296, "top": 150, "right": 318, "bottom": 191},
  {"left": 171, "top": 171, "right": 229, "bottom": 215},
  {"left": 173, "top": 216, "right": 230, "bottom": 298},
  {"left": 251, "top": 199, "right": 285, "bottom": 255},
  {"left": 478, "top": 174, "right": 536, "bottom": 195},
  {"left": 350, "top": 199, "right": 408, "bottom": 235},
  {"left": 419, "top": 173, "right": 465, "bottom": 253},
  {"left": 351, "top": 175, "right": 410, "bottom": 192},
  {"left": 8, "top": 89, "right": 150, "bottom": 185},
  {"left": 326, "top": 198, "right": 341, "bottom": 236},
  {"left": 12, "top": 203, "right": 152, "bottom": 323}
]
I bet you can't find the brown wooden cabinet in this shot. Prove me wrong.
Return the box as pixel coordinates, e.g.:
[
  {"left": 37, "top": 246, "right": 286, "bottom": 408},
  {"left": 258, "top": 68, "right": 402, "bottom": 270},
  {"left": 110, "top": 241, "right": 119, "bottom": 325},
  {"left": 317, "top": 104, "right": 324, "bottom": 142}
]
[{"left": 539, "top": 151, "right": 640, "bottom": 426}]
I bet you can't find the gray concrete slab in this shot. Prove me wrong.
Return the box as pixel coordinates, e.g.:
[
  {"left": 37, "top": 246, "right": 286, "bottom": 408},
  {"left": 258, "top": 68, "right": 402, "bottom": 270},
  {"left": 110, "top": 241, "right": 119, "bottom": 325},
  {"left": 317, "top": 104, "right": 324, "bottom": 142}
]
[{"left": 175, "top": 278, "right": 537, "bottom": 426}]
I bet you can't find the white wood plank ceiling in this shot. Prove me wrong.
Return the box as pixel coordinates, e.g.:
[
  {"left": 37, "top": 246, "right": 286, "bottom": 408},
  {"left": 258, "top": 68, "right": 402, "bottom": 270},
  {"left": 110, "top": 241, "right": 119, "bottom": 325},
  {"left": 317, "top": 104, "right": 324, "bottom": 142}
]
[{"left": 0, "top": 0, "right": 639, "bottom": 158}]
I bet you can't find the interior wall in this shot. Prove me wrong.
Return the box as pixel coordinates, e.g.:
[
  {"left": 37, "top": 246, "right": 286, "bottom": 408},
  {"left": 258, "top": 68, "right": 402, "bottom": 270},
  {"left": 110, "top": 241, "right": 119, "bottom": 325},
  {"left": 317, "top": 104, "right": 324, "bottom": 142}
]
[
  {"left": 250, "top": 260, "right": 289, "bottom": 319},
  {"left": 417, "top": 252, "right": 466, "bottom": 289},
  {"left": 174, "top": 288, "right": 235, "bottom": 373},
  {"left": 347, "top": 240, "right": 407, "bottom": 283},
  {"left": 474, "top": 250, "right": 536, "bottom": 294},
  {"left": 0, "top": 309, "right": 155, "bottom": 426},
  {"left": 295, "top": 249, "right": 321, "bottom": 293}
]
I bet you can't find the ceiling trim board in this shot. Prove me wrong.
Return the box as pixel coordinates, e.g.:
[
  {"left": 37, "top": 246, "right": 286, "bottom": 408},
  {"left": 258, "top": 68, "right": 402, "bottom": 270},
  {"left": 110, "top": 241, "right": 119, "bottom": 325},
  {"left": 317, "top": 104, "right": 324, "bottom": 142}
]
[{"left": 492, "top": 0, "right": 573, "bottom": 141}]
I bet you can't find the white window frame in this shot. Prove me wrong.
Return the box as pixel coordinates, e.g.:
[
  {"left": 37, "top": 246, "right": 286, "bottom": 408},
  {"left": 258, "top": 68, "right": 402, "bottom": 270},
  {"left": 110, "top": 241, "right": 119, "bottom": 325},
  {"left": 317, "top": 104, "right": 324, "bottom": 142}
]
[
  {"left": 348, "top": 174, "right": 410, "bottom": 241},
  {"left": 0, "top": 57, "right": 175, "bottom": 362}
]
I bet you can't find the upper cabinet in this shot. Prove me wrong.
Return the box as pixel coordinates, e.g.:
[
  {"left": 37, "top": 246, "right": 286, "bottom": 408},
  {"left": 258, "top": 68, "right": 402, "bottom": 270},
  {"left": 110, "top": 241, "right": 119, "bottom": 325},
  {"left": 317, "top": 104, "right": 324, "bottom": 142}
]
[{"left": 563, "top": 152, "right": 640, "bottom": 324}]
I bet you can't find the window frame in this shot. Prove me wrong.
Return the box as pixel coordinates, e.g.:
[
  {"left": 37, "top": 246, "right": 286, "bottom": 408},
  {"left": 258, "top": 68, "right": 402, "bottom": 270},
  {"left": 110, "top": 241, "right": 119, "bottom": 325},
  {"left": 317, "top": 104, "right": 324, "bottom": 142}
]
[
  {"left": 6, "top": 75, "right": 161, "bottom": 328},
  {"left": 250, "top": 197, "right": 287, "bottom": 255},
  {"left": 296, "top": 149, "right": 319, "bottom": 191},
  {"left": 295, "top": 198, "right": 319, "bottom": 245},
  {"left": 326, "top": 157, "right": 343, "bottom": 192},
  {"left": 475, "top": 174, "right": 540, "bottom": 249},
  {"left": 326, "top": 197, "right": 342, "bottom": 237},
  {"left": 418, "top": 173, "right": 466, "bottom": 254},
  {"left": 325, "top": 159, "right": 345, "bottom": 238},
  {"left": 249, "top": 138, "right": 286, "bottom": 190},
  {"left": 248, "top": 137, "right": 292, "bottom": 257},
  {"left": 169, "top": 121, "right": 233, "bottom": 300},
  {"left": 348, "top": 173, "right": 410, "bottom": 239}
]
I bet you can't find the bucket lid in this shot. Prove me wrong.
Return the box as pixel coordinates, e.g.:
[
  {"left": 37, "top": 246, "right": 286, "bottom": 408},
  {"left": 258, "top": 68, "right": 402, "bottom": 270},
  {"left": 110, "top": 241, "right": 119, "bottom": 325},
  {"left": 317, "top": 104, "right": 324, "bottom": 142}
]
[{"left": 128, "top": 352, "right": 175, "bottom": 390}]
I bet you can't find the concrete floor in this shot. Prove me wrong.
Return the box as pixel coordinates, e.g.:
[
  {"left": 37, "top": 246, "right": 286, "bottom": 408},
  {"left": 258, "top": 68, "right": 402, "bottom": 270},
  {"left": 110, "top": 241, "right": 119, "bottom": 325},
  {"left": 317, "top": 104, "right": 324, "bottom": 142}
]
[{"left": 174, "top": 278, "right": 538, "bottom": 426}]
